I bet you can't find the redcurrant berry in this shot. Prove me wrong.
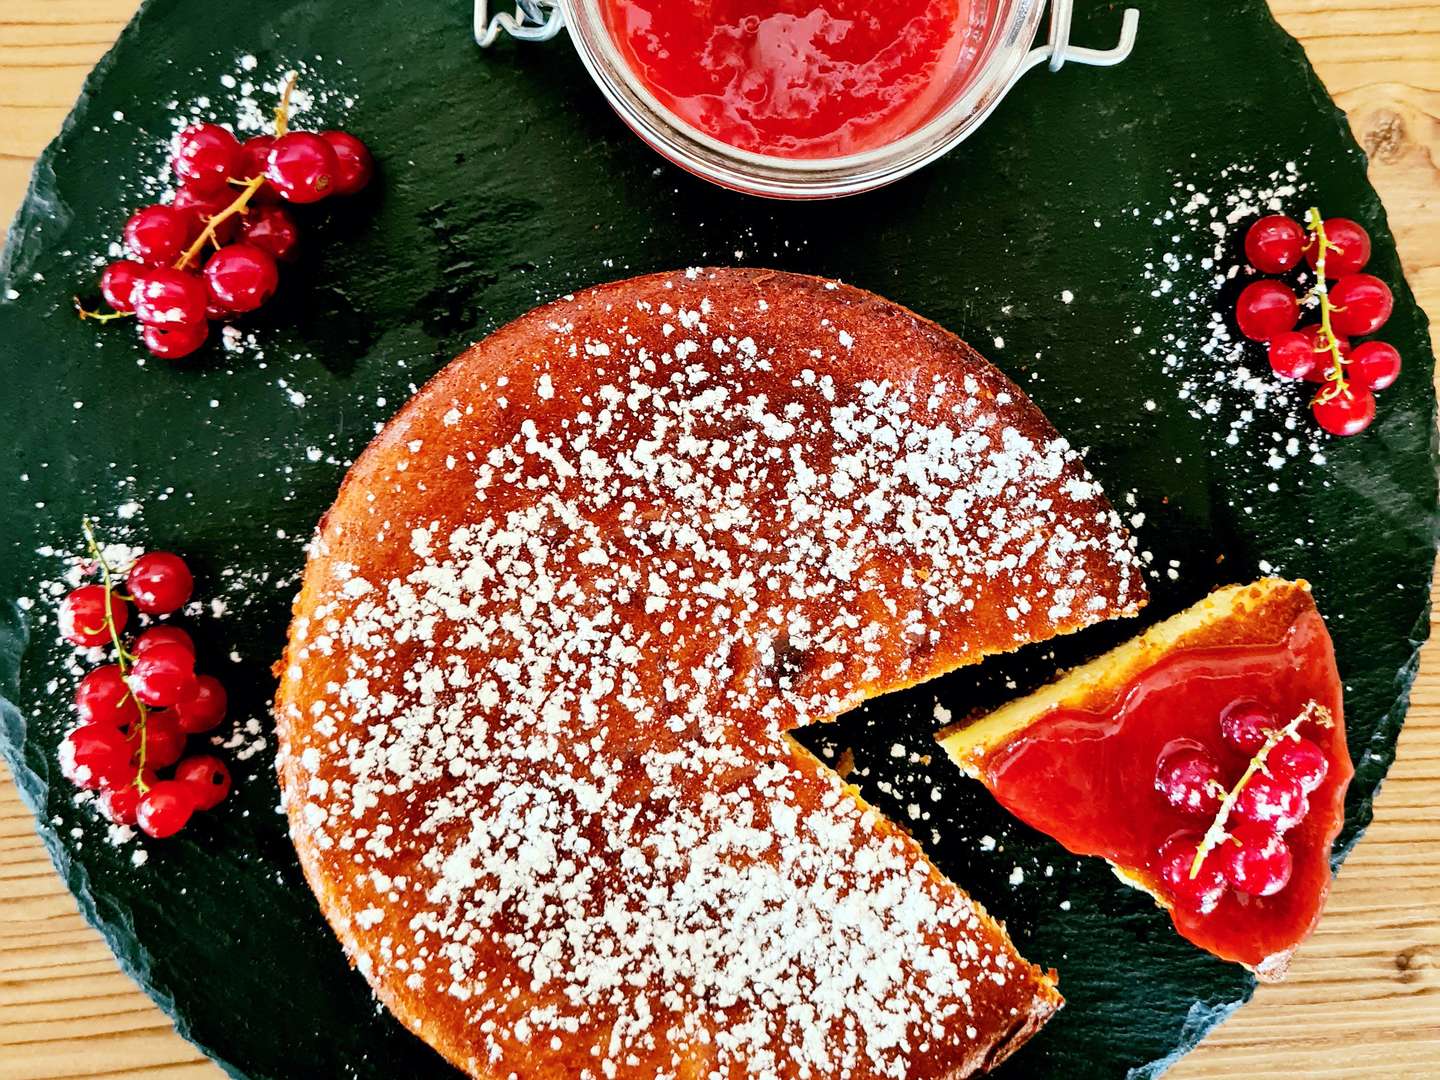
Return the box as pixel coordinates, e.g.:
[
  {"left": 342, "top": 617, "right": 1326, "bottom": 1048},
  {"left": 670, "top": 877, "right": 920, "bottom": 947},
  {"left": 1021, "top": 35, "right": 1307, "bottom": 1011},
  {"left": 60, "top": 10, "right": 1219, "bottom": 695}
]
[
  {"left": 1305, "top": 218, "right": 1371, "bottom": 278},
  {"left": 125, "top": 708, "right": 186, "bottom": 769},
  {"left": 1234, "top": 772, "right": 1309, "bottom": 832},
  {"left": 239, "top": 135, "right": 275, "bottom": 182},
  {"left": 173, "top": 124, "right": 241, "bottom": 196},
  {"left": 203, "top": 244, "right": 279, "bottom": 313},
  {"left": 1296, "top": 323, "right": 1351, "bottom": 382},
  {"left": 1219, "top": 699, "right": 1275, "bottom": 755},
  {"left": 173, "top": 184, "right": 242, "bottom": 245},
  {"left": 1235, "top": 280, "right": 1299, "bottom": 341},
  {"left": 142, "top": 319, "right": 209, "bottom": 360},
  {"left": 1328, "top": 274, "right": 1393, "bottom": 337},
  {"left": 99, "top": 260, "right": 145, "bottom": 313},
  {"left": 59, "top": 585, "right": 129, "bottom": 647},
  {"left": 126, "top": 551, "right": 194, "bottom": 614},
  {"left": 98, "top": 769, "right": 157, "bottom": 825},
  {"left": 1220, "top": 822, "right": 1293, "bottom": 897},
  {"left": 173, "top": 674, "right": 227, "bottom": 734},
  {"left": 123, "top": 205, "right": 193, "bottom": 266},
  {"left": 1244, "top": 215, "right": 1305, "bottom": 274},
  {"left": 1154, "top": 743, "right": 1224, "bottom": 816},
  {"left": 1155, "top": 834, "right": 1228, "bottom": 916},
  {"left": 240, "top": 135, "right": 274, "bottom": 174},
  {"left": 59, "top": 724, "right": 132, "bottom": 790},
  {"left": 321, "top": 130, "right": 373, "bottom": 195},
  {"left": 128, "top": 642, "right": 197, "bottom": 707},
  {"left": 136, "top": 780, "right": 196, "bottom": 839},
  {"left": 1266, "top": 331, "right": 1316, "bottom": 380},
  {"left": 241, "top": 205, "right": 300, "bottom": 262},
  {"left": 266, "top": 132, "right": 339, "bottom": 204},
  {"left": 132, "top": 268, "right": 207, "bottom": 327},
  {"left": 174, "top": 755, "right": 232, "bottom": 811},
  {"left": 75, "top": 665, "right": 139, "bottom": 727},
  {"left": 134, "top": 625, "right": 195, "bottom": 658},
  {"left": 1312, "top": 383, "right": 1376, "bottom": 437},
  {"left": 1349, "top": 341, "right": 1401, "bottom": 392},
  {"left": 1269, "top": 736, "right": 1329, "bottom": 794}
]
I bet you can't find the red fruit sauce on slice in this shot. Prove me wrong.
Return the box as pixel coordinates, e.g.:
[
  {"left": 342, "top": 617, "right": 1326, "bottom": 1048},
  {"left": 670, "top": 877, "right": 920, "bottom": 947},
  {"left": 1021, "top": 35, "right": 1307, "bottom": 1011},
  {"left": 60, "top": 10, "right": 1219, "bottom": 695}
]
[
  {"left": 976, "top": 608, "right": 1351, "bottom": 973},
  {"left": 598, "top": 0, "right": 988, "bottom": 158}
]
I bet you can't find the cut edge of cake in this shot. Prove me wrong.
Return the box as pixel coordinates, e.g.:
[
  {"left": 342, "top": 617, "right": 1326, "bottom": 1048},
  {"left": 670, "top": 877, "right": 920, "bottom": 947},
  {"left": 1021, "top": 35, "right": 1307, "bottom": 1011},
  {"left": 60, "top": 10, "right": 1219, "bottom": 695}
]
[{"left": 783, "top": 734, "right": 1064, "bottom": 1072}]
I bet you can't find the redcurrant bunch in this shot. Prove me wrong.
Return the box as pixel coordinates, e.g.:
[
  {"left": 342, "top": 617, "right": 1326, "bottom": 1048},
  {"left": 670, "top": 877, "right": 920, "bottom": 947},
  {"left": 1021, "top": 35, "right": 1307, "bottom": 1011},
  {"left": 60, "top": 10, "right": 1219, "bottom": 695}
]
[
  {"left": 78, "top": 71, "right": 373, "bottom": 361},
  {"left": 1236, "top": 210, "right": 1399, "bottom": 437},
  {"left": 56, "top": 520, "right": 233, "bottom": 840},
  {"left": 1150, "top": 699, "right": 1333, "bottom": 915}
]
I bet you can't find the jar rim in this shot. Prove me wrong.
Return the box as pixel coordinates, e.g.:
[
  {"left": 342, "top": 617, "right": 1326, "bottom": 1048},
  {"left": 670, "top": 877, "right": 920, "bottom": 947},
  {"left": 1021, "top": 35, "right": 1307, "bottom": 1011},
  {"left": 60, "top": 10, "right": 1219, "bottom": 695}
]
[{"left": 562, "top": 0, "right": 1049, "bottom": 198}]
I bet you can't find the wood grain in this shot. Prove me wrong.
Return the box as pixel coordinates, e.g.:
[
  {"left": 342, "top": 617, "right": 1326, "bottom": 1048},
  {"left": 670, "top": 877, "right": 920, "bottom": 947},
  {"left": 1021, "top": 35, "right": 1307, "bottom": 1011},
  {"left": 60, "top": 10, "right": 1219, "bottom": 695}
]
[{"left": 1, "top": 2, "right": 1437, "bottom": 1077}]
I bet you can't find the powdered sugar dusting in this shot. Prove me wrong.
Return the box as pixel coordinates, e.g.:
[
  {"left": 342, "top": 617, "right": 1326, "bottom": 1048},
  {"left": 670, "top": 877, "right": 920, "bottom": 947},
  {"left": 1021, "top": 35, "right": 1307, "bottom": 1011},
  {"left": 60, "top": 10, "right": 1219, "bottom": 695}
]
[
  {"left": 277, "top": 271, "right": 1142, "bottom": 1078},
  {"left": 1144, "top": 161, "right": 1328, "bottom": 468},
  {"left": 73, "top": 54, "right": 357, "bottom": 278}
]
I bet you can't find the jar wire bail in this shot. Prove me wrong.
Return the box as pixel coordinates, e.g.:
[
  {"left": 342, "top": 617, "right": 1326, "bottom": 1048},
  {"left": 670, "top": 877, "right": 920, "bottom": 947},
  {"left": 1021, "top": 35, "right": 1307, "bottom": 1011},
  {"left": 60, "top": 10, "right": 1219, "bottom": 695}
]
[
  {"left": 474, "top": 0, "right": 563, "bottom": 47},
  {"left": 1036, "top": 1, "right": 1140, "bottom": 73}
]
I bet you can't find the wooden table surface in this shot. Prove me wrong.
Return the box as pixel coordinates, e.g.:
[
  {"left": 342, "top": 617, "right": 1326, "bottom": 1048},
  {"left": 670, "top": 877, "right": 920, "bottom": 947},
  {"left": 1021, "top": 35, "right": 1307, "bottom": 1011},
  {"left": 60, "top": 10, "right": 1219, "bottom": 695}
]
[{"left": 2, "top": 2, "right": 1437, "bottom": 1077}]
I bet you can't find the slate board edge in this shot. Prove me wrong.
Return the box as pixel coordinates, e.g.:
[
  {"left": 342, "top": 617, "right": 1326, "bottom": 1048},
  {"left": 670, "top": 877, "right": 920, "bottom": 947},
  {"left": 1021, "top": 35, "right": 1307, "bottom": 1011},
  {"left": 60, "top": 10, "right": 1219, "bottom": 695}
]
[
  {"left": 0, "top": 3, "right": 1433, "bottom": 1080},
  {"left": 0, "top": 6, "right": 257, "bottom": 1077},
  {"left": 1270, "top": 0, "right": 1440, "bottom": 862},
  {"left": 1115, "top": 9, "right": 1440, "bottom": 1073},
  {"left": 1246, "top": 0, "right": 1440, "bottom": 859}
]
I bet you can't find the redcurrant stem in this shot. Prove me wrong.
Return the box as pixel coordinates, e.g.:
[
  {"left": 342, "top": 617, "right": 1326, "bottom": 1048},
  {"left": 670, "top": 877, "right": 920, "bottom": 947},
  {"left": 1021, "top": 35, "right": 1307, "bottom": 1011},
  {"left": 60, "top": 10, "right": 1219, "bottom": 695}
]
[
  {"left": 79, "top": 517, "right": 150, "bottom": 790},
  {"left": 172, "top": 175, "right": 266, "bottom": 271},
  {"left": 170, "top": 73, "right": 300, "bottom": 272},
  {"left": 73, "top": 299, "right": 134, "bottom": 324},
  {"left": 1188, "top": 700, "right": 1333, "bottom": 879},
  {"left": 273, "top": 70, "right": 299, "bottom": 138},
  {"left": 1306, "top": 207, "right": 1350, "bottom": 402}
]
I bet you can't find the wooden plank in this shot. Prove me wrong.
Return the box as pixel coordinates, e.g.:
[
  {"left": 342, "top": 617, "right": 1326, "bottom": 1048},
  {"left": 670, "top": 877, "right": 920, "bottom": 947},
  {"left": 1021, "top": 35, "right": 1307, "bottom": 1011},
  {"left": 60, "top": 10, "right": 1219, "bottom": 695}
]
[{"left": 0, "top": 2, "right": 1436, "bottom": 1077}]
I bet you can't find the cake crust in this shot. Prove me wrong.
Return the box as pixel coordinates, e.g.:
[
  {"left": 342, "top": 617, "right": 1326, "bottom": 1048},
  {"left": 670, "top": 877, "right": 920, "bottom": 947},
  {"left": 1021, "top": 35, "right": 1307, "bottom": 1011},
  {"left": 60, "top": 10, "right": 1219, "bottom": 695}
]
[{"left": 276, "top": 268, "right": 1144, "bottom": 1078}]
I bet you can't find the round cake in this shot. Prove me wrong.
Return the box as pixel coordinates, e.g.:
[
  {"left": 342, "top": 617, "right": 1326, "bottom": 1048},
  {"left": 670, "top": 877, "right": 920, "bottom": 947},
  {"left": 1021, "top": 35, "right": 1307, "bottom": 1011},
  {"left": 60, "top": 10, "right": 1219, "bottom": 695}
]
[{"left": 275, "top": 268, "right": 1145, "bottom": 1079}]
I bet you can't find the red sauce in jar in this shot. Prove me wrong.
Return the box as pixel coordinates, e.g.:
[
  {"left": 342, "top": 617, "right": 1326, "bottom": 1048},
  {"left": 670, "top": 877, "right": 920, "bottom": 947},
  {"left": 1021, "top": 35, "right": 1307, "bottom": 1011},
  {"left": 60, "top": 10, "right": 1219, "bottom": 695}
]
[
  {"left": 974, "top": 608, "right": 1352, "bottom": 973},
  {"left": 598, "top": 0, "right": 987, "bottom": 158}
]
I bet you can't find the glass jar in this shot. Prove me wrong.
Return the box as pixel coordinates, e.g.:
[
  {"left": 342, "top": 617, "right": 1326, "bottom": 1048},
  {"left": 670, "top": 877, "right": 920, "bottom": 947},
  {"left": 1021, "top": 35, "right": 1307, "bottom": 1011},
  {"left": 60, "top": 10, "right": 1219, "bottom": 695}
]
[{"left": 475, "top": 0, "right": 1138, "bottom": 200}]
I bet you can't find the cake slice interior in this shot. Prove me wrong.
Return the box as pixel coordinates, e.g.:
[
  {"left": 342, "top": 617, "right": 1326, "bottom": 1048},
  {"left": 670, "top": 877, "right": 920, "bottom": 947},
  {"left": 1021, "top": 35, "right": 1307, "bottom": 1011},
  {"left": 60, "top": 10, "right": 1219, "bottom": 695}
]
[{"left": 938, "top": 579, "right": 1352, "bottom": 981}]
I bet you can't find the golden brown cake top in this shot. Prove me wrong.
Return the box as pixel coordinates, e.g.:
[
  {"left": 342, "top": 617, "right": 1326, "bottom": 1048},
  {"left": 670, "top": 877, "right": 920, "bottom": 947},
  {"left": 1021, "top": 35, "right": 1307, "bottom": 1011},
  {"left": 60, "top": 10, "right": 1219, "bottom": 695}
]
[{"left": 275, "top": 268, "right": 1144, "bottom": 1079}]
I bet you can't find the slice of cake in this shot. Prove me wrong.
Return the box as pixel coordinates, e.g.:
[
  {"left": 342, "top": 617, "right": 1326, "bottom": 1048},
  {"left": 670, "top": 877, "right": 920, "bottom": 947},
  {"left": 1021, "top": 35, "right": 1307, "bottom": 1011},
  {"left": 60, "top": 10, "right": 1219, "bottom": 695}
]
[
  {"left": 938, "top": 579, "right": 1352, "bottom": 981},
  {"left": 275, "top": 268, "right": 1146, "bottom": 1079}
]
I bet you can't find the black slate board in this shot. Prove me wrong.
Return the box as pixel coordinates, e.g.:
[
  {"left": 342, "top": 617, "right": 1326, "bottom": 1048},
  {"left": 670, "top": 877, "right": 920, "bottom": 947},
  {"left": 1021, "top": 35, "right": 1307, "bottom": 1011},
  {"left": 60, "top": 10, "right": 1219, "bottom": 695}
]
[{"left": 0, "top": 2, "right": 1435, "bottom": 1078}]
